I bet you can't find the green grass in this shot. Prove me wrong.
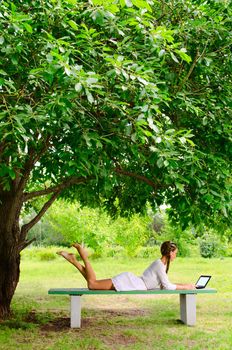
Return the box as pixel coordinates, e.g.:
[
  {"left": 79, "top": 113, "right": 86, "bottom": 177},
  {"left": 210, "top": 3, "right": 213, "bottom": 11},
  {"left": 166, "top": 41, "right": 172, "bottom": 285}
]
[{"left": 1, "top": 253, "right": 231, "bottom": 350}]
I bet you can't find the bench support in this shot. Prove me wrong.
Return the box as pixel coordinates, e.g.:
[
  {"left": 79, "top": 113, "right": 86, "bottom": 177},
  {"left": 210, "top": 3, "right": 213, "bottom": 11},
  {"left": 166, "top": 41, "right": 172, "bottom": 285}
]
[
  {"left": 48, "top": 288, "right": 216, "bottom": 328},
  {"left": 69, "top": 294, "right": 197, "bottom": 328},
  {"left": 71, "top": 295, "right": 81, "bottom": 328},
  {"left": 180, "top": 294, "right": 196, "bottom": 326}
]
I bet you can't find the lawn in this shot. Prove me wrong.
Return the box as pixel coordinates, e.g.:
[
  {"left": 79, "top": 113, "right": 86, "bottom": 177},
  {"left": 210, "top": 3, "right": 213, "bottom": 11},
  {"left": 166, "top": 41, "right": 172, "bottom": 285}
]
[{"left": 0, "top": 253, "right": 231, "bottom": 350}]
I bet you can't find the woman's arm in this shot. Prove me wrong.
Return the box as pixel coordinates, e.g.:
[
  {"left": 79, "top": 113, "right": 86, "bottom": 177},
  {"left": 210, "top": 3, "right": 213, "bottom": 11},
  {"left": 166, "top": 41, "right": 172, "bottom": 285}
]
[
  {"left": 156, "top": 265, "right": 177, "bottom": 290},
  {"left": 175, "top": 283, "right": 196, "bottom": 290}
]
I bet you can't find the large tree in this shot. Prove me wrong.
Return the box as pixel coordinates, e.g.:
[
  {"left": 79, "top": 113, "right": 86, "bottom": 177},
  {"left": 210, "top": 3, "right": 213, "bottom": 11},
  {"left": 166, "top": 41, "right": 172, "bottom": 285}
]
[{"left": 0, "top": 0, "right": 231, "bottom": 318}]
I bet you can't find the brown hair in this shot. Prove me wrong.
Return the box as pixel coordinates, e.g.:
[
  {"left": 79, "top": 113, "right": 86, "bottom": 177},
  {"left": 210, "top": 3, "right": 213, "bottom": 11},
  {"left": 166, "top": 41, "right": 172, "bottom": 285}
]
[{"left": 160, "top": 241, "right": 177, "bottom": 273}]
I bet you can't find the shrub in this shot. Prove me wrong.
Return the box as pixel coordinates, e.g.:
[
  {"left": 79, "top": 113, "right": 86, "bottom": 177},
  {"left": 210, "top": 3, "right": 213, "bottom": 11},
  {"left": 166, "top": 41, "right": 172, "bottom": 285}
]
[
  {"left": 106, "top": 246, "right": 126, "bottom": 258},
  {"left": 135, "top": 246, "right": 160, "bottom": 259},
  {"left": 87, "top": 247, "right": 103, "bottom": 260},
  {"left": 37, "top": 250, "right": 57, "bottom": 261},
  {"left": 200, "top": 238, "right": 216, "bottom": 258},
  {"left": 21, "top": 246, "right": 63, "bottom": 260},
  {"left": 175, "top": 239, "right": 191, "bottom": 257},
  {"left": 199, "top": 234, "right": 227, "bottom": 258}
]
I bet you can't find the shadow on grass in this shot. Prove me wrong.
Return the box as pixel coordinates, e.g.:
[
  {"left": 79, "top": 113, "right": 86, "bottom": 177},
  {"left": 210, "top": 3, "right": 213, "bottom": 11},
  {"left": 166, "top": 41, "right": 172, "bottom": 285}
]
[
  {"left": 0, "top": 307, "right": 182, "bottom": 333},
  {"left": 0, "top": 310, "right": 54, "bottom": 330}
]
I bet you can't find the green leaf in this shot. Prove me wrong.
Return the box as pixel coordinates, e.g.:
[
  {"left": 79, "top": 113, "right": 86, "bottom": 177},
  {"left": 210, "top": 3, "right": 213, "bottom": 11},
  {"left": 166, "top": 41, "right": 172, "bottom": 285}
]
[
  {"left": 91, "top": 10, "right": 105, "bottom": 25},
  {"left": 186, "top": 138, "right": 195, "bottom": 147},
  {"left": 137, "top": 77, "right": 148, "bottom": 85},
  {"left": 132, "top": 0, "right": 152, "bottom": 11},
  {"left": 131, "top": 133, "right": 137, "bottom": 142},
  {"left": 66, "top": 0, "right": 77, "bottom": 4},
  {"left": 147, "top": 117, "right": 159, "bottom": 133},
  {"left": 23, "top": 23, "right": 33, "bottom": 33},
  {"left": 203, "top": 194, "right": 214, "bottom": 203},
  {"left": 85, "top": 89, "right": 94, "bottom": 104},
  {"left": 120, "top": 0, "right": 133, "bottom": 7},
  {"left": 210, "top": 190, "right": 222, "bottom": 198},
  {"left": 175, "top": 183, "right": 185, "bottom": 192},
  {"left": 179, "top": 137, "right": 186, "bottom": 144},
  {"left": 68, "top": 20, "right": 79, "bottom": 31},
  {"left": 175, "top": 49, "right": 192, "bottom": 63},
  {"left": 75, "top": 83, "right": 82, "bottom": 92},
  {"left": 8, "top": 168, "right": 16, "bottom": 180},
  {"left": 11, "top": 56, "right": 18, "bottom": 65},
  {"left": 157, "top": 158, "right": 163, "bottom": 168},
  {"left": 86, "top": 77, "right": 98, "bottom": 85},
  {"left": 158, "top": 49, "right": 165, "bottom": 57},
  {"left": 170, "top": 52, "right": 179, "bottom": 63},
  {"left": 0, "top": 69, "right": 7, "bottom": 76},
  {"left": 222, "top": 207, "right": 228, "bottom": 217}
]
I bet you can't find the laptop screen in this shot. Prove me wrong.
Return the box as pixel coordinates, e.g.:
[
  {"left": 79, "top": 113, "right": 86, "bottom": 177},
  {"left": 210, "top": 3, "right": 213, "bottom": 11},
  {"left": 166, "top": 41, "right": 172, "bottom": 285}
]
[{"left": 196, "top": 275, "right": 211, "bottom": 287}]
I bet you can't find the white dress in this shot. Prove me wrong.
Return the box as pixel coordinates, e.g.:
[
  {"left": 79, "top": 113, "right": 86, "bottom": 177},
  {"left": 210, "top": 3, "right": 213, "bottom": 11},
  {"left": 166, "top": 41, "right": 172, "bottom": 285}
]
[
  {"left": 112, "top": 259, "right": 176, "bottom": 291},
  {"left": 112, "top": 272, "right": 147, "bottom": 291}
]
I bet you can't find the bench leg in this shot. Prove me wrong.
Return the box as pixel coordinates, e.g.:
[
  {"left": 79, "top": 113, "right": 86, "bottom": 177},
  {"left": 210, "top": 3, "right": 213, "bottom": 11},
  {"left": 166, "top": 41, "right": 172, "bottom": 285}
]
[
  {"left": 180, "top": 294, "right": 196, "bottom": 326},
  {"left": 70, "top": 295, "right": 81, "bottom": 328}
]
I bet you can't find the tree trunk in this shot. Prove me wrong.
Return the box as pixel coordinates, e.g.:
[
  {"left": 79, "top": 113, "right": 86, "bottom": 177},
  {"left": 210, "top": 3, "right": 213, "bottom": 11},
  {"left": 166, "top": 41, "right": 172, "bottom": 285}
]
[
  {"left": 0, "top": 247, "right": 20, "bottom": 319},
  {"left": 0, "top": 191, "right": 22, "bottom": 319}
]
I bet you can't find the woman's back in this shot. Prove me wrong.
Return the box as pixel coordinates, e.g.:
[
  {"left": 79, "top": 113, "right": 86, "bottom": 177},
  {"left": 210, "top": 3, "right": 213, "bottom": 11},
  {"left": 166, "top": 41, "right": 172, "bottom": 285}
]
[{"left": 141, "top": 259, "right": 176, "bottom": 290}]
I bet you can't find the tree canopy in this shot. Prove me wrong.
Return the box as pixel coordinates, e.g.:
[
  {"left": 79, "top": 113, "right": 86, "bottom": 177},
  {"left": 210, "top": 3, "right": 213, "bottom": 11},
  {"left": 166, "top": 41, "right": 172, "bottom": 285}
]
[{"left": 0, "top": 0, "right": 231, "bottom": 230}]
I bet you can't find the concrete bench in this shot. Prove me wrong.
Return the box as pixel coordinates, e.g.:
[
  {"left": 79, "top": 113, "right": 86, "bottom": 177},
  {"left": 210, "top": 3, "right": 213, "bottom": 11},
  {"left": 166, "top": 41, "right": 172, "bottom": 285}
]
[{"left": 48, "top": 288, "right": 217, "bottom": 328}]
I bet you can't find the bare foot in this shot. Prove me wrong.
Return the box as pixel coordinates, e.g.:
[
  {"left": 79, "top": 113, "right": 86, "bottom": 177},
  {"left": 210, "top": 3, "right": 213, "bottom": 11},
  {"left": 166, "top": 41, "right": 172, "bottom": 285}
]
[
  {"left": 72, "top": 243, "right": 89, "bottom": 261},
  {"left": 56, "top": 251, "right": 77, "bottom": 264}
]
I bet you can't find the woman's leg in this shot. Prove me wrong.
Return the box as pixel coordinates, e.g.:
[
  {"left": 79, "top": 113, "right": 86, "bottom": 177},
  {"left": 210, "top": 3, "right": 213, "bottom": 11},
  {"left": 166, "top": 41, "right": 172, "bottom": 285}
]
[
  {"left": 57, "top": 245, "right": 115, "bottom": 290},
  {"left": 73, "top": 243, "right": 115, "bottom": 290},
  {"left": 56, "top": 251, "right": 87, "bottom": 279}
]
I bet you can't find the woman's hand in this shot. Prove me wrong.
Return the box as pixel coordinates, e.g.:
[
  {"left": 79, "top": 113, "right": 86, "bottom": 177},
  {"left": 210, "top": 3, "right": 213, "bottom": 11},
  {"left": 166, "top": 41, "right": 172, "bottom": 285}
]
[
  {"left": 175, "top": 283, "right": 196, "bottom": 290},
  {"left": 186, "top": 284, "right": 196, "bottom": 290}
]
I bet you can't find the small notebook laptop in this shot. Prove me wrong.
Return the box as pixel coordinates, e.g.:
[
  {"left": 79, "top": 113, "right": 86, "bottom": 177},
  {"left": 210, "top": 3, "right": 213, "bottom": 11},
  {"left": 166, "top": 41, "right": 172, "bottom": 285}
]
[{"left": 196, "top": 275, "right": 211, "bottom": 289}]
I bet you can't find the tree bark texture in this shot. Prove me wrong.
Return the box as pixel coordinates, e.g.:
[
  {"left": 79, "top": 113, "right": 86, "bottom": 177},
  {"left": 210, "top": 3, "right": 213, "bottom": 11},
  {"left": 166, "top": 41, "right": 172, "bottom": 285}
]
[
  {"left": 0, "top": 192, "right": 22, "bottom": 319},
  {"left": 0, "top": 244, "right": 20, "bottom": 319}
]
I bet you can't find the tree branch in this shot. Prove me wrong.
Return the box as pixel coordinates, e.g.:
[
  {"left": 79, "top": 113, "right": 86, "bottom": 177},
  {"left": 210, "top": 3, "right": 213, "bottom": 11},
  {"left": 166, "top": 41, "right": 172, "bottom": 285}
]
[
  {"left": 177, "top": 41, "right": 209, "bottom": 93},
  {"left": 19, "top": 175, "right": 94, "bottom": 250},
  {"left": 114, "top": 167, "right": 160, "bottom": 189},
  {"left": 19, "top": 238, "right": 37, "bottom": 251},
  {"left": 20, "top": 190, "right": 61, "bottom": 239},
  {"left": 0, "top": 140, "right": 7, "bottom": 157},
  {"left": 23, "top": 176, "right": 93, "bottom": 202},
  {"left": 17, "top": 135, "right": 52, "bottom": 193},
  {"left": 176, "top": 50, "right": 200, "bottom": 92}
]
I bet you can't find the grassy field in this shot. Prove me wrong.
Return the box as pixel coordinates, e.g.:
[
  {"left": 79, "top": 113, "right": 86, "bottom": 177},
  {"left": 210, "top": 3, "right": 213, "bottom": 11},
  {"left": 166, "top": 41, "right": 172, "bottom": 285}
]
[{"left": 0, "top": 252, "right": 231, "bottom": 350}]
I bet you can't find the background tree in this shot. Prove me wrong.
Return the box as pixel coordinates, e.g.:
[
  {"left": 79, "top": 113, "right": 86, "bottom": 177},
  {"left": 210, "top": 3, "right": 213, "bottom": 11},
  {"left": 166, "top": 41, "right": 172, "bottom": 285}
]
[{"left": 0, "top": 0, "right": 231, "bottom": 318}]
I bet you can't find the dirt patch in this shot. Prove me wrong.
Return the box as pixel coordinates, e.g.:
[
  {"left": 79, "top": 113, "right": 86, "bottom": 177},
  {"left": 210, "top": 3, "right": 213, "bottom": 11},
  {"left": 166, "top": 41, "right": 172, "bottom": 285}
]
[
  {"left": 24, "top": 311, "right": 39, "bottom": 324},
  {"left": 40, "top": 317, "right": 70, "bottom": 332},
  {"left": 39, "top": 315, "right": 139, "bottom": 349},
  {"left": 39, "top": 307, "right": 148, "bottom": 333}
]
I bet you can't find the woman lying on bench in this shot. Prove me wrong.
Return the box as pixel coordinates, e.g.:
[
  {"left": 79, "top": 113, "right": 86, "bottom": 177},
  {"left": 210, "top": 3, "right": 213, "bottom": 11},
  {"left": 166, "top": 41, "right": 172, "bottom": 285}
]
[{"left": 57, "top": 241, "right": 195, "bottom": 291}]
